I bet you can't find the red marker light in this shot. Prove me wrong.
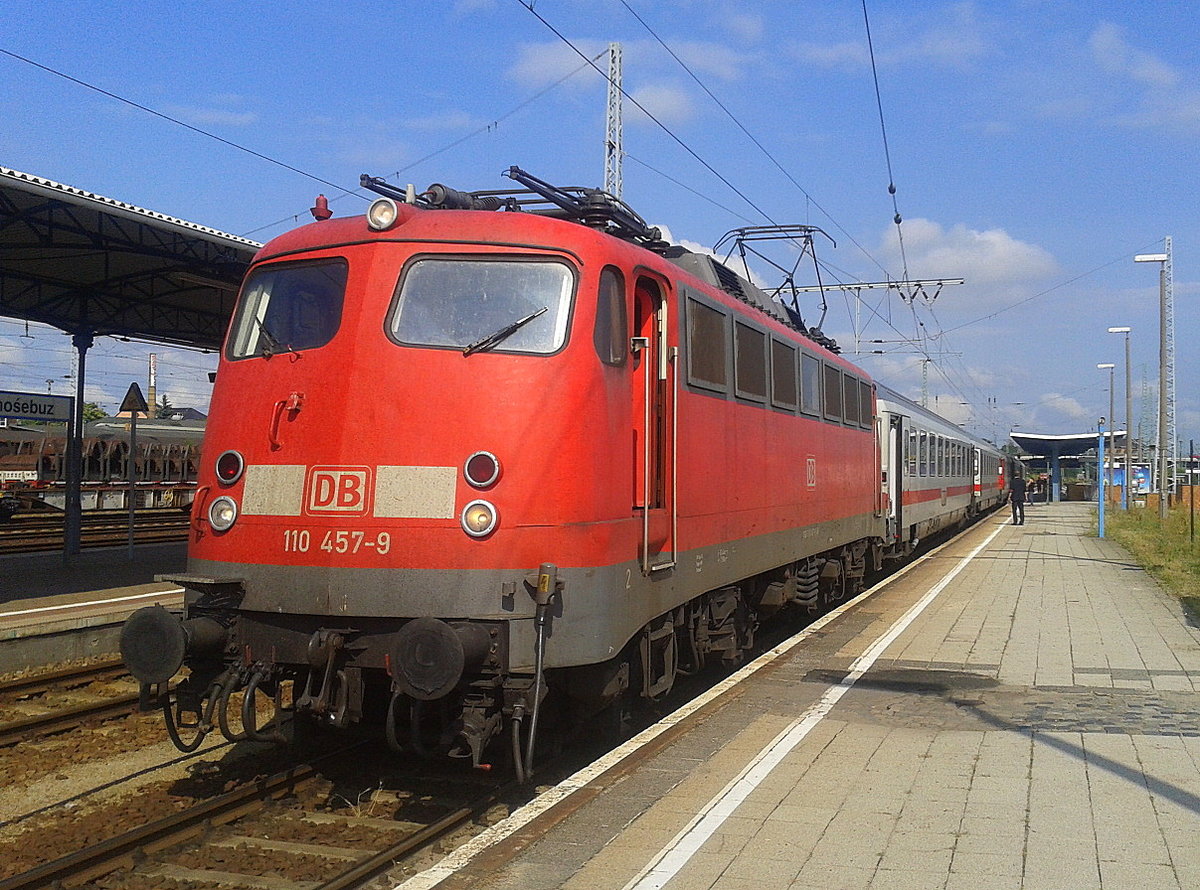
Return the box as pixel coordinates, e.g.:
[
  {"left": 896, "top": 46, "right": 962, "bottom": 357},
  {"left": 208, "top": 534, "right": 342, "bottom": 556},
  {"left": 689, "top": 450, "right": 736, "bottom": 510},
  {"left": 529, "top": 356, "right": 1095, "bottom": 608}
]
[{"left": 310, "top": 195, "right": 332, "bottom": 221}]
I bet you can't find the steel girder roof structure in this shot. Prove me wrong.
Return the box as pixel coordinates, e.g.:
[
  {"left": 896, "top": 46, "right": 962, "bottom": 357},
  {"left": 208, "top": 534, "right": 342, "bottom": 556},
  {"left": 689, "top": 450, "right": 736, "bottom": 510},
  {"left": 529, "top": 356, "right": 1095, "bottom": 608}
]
[
  {"left": 0, "top": 165, "right": 262, "bottom": 556},
  {"left": 0, "top": 165, "right": 261, "bottom": 348}
]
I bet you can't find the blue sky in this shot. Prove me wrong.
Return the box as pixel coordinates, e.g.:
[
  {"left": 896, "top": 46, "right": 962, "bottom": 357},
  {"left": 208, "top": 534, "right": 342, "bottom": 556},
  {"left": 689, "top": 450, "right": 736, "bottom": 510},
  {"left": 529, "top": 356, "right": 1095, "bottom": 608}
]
[{"left": 2, "top": 0, "right": 1195, "bottom": 452}]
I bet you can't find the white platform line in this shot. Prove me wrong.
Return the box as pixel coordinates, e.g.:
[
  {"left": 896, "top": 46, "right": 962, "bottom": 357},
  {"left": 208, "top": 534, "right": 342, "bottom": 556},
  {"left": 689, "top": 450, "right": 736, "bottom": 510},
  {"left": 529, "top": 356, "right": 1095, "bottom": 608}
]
[
  {"left": 621, "top": 520, "right": 1005, "bottom": 890},
  {"left": 392, "top": 517, "right": 1006, "bottom": 890},
  {"left": 1, "top": 587, "right": 184, "bottom": 618}
]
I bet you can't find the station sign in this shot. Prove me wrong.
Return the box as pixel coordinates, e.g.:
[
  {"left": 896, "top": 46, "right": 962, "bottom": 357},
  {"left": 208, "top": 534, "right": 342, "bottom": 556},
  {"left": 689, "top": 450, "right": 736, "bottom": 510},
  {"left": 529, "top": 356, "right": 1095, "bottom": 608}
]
[{"left": 0, "top": 390, "right": 74, "bottom": 423}]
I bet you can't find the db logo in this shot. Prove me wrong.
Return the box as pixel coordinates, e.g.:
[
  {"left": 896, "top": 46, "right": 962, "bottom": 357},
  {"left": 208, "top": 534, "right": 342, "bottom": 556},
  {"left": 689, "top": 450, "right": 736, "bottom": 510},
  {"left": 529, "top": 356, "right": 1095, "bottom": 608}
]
[
  {"left": 306, "top": 466, "right": 371, "bottom": 515},
  {"left": 806, "top": 456, "right": 817, "bottom": 488}
]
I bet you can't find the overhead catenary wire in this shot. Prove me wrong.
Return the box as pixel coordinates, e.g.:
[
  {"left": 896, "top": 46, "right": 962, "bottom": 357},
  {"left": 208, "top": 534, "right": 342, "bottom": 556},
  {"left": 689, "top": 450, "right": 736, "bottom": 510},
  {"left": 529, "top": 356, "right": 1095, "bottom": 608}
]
[
  {"left": 0, "top": 47, "right": 358, "bottom": 200},
  {"left": 514, "top": 0, "right": 782, "bottom": 230},
  {"left": 615, "top": 0, "right": 891, "bottom": 279}
]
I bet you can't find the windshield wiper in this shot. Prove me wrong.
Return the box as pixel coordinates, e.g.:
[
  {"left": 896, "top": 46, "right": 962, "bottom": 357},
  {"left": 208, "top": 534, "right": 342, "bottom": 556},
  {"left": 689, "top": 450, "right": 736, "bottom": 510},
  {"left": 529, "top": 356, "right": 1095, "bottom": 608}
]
[
  {"left": 463, "top": 306, "right": 548, "bottom": 356},
  {"left": 255, "top": 321, "right": 296, "bottom": 359}
]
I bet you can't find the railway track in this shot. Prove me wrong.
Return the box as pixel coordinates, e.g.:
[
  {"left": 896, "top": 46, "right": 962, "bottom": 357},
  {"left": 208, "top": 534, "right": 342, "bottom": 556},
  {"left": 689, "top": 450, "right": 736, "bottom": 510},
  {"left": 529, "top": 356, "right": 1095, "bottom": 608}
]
[
  {"left": 0, "top": 509, "right": 189, "bottom": 555},
  {"left": 0, "top": 743, "right": 511, "bottom": 890},
  {"left": 0, "top": 658, "right": 140, "bottom": 747}
]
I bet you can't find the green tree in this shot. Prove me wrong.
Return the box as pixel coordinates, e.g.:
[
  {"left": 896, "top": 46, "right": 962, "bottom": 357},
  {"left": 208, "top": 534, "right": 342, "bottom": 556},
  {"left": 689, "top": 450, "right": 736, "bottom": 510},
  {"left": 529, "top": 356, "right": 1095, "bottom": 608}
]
[
  {"left": 82, "top": 402, "right": 106, "bottom": 422},
  {"left": 156, "top": 394, "right": 175, "bottom": 419}
]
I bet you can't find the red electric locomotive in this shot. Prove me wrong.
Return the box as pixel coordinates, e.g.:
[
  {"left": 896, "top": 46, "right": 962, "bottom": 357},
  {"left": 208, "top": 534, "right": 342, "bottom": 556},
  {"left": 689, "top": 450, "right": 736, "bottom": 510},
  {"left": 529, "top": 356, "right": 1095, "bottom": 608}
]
[{"left": 121, "top": 168, "right": 891, "bottom": 775}]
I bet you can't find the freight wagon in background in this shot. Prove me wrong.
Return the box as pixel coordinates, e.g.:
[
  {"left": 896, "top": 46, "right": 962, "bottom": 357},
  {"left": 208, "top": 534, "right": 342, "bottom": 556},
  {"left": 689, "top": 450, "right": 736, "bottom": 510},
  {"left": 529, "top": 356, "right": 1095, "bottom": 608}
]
[{"left": 0, "top": 417, "right": 203, "bottom": 517}]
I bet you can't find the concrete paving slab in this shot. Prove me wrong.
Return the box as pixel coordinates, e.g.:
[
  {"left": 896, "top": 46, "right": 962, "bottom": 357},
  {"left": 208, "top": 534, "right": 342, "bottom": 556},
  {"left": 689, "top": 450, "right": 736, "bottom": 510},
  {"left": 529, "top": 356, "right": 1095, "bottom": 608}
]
[{"left": 393, "top": 504, "right": 1200, "bottom": 890}]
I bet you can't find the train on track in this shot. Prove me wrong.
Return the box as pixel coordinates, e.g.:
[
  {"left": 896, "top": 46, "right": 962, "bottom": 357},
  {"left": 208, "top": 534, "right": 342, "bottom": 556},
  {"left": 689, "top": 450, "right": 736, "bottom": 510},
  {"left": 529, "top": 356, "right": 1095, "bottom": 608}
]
[
  {"left": 120, "top": 167, "right": 1013, "bottom": 778},
  {"left": 0, "top": 422, "right": 201, "bottom": 519}
]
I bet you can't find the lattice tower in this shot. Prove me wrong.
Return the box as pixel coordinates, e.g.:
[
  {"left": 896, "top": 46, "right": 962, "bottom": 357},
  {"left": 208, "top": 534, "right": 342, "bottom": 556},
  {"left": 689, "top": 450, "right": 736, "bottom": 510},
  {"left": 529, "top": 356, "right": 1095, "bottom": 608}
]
[{"left": 604, "top": 42, "right": 623, "bottom": 199}]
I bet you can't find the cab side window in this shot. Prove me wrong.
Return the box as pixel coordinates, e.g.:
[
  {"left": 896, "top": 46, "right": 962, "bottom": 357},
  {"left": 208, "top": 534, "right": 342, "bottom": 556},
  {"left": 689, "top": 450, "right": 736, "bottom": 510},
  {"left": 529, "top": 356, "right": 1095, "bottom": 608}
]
[{"left": 594, "top": 266, "right": 628, "bottom": 366}]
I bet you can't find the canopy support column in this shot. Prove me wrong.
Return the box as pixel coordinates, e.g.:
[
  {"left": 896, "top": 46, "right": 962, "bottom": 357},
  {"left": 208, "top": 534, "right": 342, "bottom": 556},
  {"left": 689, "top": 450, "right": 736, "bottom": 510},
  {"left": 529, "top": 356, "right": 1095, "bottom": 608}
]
[{"left": 64, "top": 330, "right": 93, "bottom": 561}]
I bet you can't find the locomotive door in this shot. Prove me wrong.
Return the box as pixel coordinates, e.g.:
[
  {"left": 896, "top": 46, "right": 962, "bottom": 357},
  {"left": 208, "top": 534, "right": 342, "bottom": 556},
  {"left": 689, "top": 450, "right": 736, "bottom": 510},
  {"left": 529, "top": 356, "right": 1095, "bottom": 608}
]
[{"left": 632, "top": 275, "right": 675, "bottom": 573}]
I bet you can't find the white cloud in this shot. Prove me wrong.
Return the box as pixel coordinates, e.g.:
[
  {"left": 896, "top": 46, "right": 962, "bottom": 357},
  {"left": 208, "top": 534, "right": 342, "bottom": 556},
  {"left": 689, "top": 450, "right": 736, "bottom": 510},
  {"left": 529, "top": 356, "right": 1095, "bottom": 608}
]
[
  {"left": 507, "top": 41, "right": 607, "bottom": 92},
  {"left": 1086, "top": 22, "right": 1200, "bottom": 134},
  {"left": 628, "top": 83, "right": 695, "bottom": 127},
  {"left": 404, "top": 110, "right": 479, "bottom": 133},
  {"left": 169, "top": 106, "right": 258, "bottom": 127},
  {"left": 1034, "top": 393, "right": 1092, "bottom": 425},
  {"left": 793, "top": 2, "right": 990, "bottom": 71},
  {"left": 722, "top": 13, "right": 763, "bottom": 45},
  {"left": 880, "top": 218, "right": 1058, "bottom": 289},
  {"left": 670, "top": 42, "right": 748, "bottom": 82},
  {"left": 1089, "top": 23, "right": 1178, "bottom": 89}
]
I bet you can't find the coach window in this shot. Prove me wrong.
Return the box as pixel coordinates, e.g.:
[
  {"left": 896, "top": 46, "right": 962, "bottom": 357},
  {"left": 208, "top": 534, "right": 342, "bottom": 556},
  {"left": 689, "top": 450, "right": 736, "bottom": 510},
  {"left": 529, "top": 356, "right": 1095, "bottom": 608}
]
[
  {"left": 823, "top": 363, "right": 842, "bottom": 422},
  {"left": 734, "top": 322, "right": 767, "bottom": 402},
  {"left": 919, "top": 430, "right": 928, "bottom": 476},
  {"left": 771, "top": 339, "right": 798, "bottom": 411},
  {"left": 686, "top": 295, "right": 728, "bottom": 393},
  {"left": 907, "top": 429, "right": 918, "bottom": 476},
  {"left": 390, "top": 257, "right": 574, "bottom": 354},
  {"left": 842, "top": 374, "right": 859, "bottom": 427},
  {"left": 593, "top": 266, "right": 628, "bottom": 366},
  {"left": 859, "top": 380, "right": 873, "bottom": 428},
  {"left": 228, "top": 259, "right": 347, "bottom": 359},
  {"left": 800, "top": 352, "right": 821, "bottom": 416},
  {"left": 937, "top": 436, "right": 945, "bottom": 476}
]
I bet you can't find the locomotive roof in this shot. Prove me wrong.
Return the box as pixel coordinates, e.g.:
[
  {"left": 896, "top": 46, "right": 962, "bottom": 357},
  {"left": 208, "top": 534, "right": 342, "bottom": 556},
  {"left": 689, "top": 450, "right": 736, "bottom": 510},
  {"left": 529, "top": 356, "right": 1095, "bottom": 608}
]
[{"left": 258, "top": 200, "right": 850, "bottom": 362}]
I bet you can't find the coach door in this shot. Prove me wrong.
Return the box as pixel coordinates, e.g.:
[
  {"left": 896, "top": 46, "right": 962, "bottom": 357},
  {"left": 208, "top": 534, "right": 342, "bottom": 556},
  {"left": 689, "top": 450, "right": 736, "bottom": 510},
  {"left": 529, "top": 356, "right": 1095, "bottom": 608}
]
[
  {"left": 971, "top": 448, "right": 982, "bottom": 511},
  {"left": 632, "top": 275, "right": 675, "bottom": 573},
  {"left": 889, "top": 414, "right": 904, "bottom": 541}
]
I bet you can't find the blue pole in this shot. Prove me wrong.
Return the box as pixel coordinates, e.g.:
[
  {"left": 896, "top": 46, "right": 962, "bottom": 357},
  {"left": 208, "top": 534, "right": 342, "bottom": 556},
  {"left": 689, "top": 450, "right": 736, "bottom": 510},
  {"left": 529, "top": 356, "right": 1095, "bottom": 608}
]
[{"left": 1098, "top": 422, "right": 1106, "bottom": 538}]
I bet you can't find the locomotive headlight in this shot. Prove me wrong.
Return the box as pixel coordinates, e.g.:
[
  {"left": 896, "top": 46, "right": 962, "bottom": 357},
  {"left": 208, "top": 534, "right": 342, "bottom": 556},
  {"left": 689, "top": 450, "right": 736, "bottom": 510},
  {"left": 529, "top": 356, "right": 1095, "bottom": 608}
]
[
  {"left": 461, "top": 499, "right": 497, "bottom": 537},
  {"left": 215, "top": 449, "right": 244, "bottom": 485},
  {"left": 464, "top": 451, "right": 501, "bottom": 488},
  {"left": 366, "top": 197, "right": 399, "bottom": 231},
  {"left": 208, "top": 496, "right": 239, "bottom": 532}
]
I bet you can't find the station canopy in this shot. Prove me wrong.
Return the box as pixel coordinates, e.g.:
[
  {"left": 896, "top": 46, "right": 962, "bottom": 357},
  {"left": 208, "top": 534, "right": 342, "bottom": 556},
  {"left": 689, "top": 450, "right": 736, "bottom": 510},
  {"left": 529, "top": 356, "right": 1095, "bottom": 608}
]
[
  {"left": 1010, "top": 430, "right": 1126, "bottom": 458},
  {"left": 0, "top": 165, "right": 261, "bottom": 350}
]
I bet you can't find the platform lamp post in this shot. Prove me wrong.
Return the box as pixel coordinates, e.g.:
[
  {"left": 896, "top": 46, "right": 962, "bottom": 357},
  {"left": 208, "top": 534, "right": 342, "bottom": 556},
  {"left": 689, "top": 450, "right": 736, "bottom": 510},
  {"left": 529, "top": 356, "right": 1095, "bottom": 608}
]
[
  {"left": 1134, "top": 252, "right": 1169, "bottom": 519},
  {"left": 1108, "top": 327, "right": 1132, "bottom": 509},
  {"left": 1098, "top": 416, "right": 1107, "bottom": 538},
  {"left": 1097, "top": 363, "right": 1115, "bottom": 505}
]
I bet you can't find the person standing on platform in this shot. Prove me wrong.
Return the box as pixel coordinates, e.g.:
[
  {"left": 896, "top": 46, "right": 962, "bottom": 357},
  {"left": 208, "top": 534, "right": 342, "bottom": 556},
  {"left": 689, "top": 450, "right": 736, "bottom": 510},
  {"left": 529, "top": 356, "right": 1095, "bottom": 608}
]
[{"left": 1010, "top": 475, "right": 1027, "bottom": 525}]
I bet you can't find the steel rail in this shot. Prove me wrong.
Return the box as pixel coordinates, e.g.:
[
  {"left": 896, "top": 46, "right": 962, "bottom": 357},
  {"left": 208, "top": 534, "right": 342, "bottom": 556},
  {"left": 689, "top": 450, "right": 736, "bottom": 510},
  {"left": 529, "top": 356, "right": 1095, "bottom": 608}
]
[
  {"left": 0, "top": 658, "right": 127, "bottom": 698},
  {"left": 0, "top": 755, "right": 342, "bottom": 890},
  {"left": 0, "top": 691, "right": 142, "bottom": 747}
]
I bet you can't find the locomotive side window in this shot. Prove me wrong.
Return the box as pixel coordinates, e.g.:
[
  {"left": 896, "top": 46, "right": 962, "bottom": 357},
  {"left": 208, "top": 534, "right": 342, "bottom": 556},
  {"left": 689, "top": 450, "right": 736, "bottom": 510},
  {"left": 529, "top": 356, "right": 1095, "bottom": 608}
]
[
  {"left": 823, "top": 363, "right": 842, "bottom": 421},
  {"left": 594, "top": 266, "right": 628, "bottom": 366},
  {"left": 842, "top": 374, "right": 858, "bottom": 427},
  {"left": 859, "top": 380, "right": 873, "bottom": 428},
  {"left": 390, "top": 257, "right": 574, "bottom": 354},
  {"left": 771, "top": 340, "right": 798, "bottom": 411},
  {"left": 800, "top": 353, "right": 821, "bottom": 416},
  {"left": 685, "top": 296, "right": 728, "bottom": 393},
  {"left": 227, "top": 260, "right": 347, "bottom": 359},
  {"left": 734, "top": 322, "right": 767, "bottom": 402}
]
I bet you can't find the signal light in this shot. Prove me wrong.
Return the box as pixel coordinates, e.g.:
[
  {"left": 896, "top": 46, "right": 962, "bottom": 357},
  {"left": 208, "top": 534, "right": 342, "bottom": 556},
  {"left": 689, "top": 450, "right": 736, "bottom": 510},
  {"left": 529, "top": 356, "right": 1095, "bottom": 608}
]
[
  {"left": 215, "top": 450, "right": 244, "bottom": 485},
  {"left": 464, "top": 451, "right": 501, "bottom": 488}
]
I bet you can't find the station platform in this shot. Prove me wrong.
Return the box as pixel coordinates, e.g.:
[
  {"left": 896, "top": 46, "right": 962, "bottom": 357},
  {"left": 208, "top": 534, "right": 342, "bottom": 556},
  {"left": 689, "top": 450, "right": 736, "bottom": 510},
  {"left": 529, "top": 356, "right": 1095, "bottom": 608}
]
[
  {"left": 0, "top": 542, "right": 186, "bottom": 671},
  {"left": 398, "top": 502, "right": 1200, "bottom": 890}
]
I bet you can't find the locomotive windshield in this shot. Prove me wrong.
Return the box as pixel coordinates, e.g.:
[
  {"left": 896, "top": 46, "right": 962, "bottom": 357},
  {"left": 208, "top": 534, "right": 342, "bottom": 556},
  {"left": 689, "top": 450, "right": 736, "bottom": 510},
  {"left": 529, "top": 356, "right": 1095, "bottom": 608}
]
[
  {"left": 389, "top": 257, "right": 574, "bottom": 354},
  {"left": 226, "top": 260, "right": 347, "bottom": 359}
]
